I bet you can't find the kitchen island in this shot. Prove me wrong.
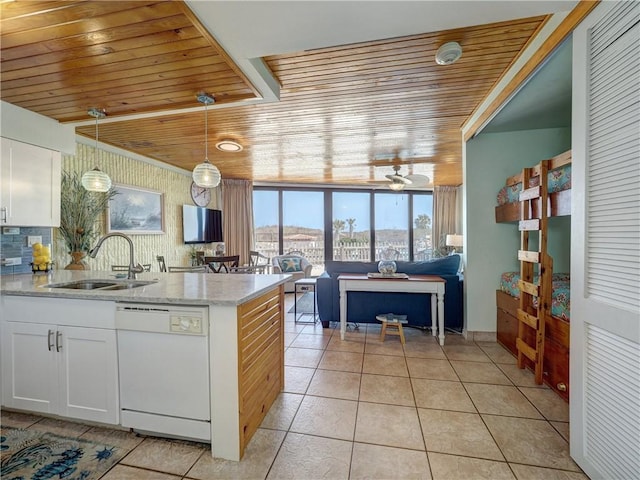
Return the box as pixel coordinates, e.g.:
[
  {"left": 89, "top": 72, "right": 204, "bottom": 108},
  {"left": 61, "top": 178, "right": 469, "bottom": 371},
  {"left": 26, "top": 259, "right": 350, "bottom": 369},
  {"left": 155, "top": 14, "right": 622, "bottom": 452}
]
[{"left": 0, "top": 270, "right": 290, "bottom": 461}]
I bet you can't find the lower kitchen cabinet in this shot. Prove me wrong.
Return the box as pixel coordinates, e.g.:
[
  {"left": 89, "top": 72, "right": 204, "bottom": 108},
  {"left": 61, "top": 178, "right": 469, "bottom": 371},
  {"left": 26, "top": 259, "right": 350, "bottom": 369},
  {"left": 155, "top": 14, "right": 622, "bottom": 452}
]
[{"left": 2, "top": 320, "right": 119, "bottom": 425}]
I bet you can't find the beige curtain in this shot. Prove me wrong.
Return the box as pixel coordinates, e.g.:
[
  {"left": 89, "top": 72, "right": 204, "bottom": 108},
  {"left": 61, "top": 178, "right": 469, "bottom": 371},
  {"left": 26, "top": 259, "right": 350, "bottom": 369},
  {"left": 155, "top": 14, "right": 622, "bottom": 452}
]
[
  {"left": 432, "top": 186, "right": 458, "bottom": 254},
  {"left": 221, "top": 179, "right": 254, "bottom": 266}
]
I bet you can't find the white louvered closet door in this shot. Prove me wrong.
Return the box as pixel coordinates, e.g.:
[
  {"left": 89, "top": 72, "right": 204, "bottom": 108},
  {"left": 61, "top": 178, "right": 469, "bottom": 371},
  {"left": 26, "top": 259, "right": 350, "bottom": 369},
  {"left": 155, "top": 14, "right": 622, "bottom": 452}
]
[{"left": 571, "top": 2, "right": 640, "bottom": 479}]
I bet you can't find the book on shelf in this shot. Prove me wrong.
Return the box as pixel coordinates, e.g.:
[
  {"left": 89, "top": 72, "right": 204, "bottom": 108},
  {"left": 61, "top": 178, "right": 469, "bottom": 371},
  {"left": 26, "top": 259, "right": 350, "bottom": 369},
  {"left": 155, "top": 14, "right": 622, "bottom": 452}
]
[{"left": 376, "top": 313, "right": 408, "bottom": 324}]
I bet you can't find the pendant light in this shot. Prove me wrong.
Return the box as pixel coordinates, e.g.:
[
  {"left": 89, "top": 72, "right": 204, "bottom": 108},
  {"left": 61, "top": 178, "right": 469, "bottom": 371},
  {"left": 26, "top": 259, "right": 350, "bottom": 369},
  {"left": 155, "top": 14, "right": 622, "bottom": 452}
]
[
  {"left": 192, "top": 93, "right": 221, "bottom": 188},
  {"left": 81, "top": 107, "right": 112, "bottom": 192}
]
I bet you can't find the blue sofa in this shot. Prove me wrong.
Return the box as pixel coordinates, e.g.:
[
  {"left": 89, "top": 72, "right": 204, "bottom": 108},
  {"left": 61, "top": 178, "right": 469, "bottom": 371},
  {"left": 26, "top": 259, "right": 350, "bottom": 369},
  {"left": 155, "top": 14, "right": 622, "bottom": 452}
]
[{"left": 316, "top": 255, "right": 463, "bottom": 331}]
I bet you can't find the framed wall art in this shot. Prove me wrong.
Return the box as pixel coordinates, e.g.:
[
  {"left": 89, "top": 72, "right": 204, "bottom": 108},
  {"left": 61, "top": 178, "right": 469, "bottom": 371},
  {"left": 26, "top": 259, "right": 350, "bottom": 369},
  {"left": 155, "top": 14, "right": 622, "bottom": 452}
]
[{"left": 107, "top": 184, "right": 164, "bottom": 234}]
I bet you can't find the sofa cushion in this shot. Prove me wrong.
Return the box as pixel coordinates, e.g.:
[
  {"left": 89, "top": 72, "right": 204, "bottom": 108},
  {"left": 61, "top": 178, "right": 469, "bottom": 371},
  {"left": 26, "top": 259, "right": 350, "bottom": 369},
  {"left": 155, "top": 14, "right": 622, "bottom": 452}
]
[
  {"left": 324, "top": 254, "right": 461, "bottom": 278},
  {"left": 398, "top": 255, "right": 460, "bottom": 276},
  {"left": 279, "top": 257, "right": 302, "bottom": 272}
]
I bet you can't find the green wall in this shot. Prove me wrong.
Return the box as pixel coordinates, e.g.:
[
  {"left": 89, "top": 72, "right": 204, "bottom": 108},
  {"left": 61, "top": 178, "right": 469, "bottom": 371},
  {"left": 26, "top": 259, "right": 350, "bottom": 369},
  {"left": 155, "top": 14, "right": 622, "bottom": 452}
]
[{"left": 464, "top": 127, "right": 571, "bottom": 334}]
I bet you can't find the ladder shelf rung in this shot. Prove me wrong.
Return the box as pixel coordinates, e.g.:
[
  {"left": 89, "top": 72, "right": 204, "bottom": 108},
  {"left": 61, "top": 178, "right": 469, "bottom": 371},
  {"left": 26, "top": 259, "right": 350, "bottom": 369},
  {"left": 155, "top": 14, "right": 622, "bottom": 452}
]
[
  {"left": 519, "top": 186, "right": 541, "bottom": 201},
  {"left": 517, "top": 309, "right": 539, "bottom": 329},
  {"left": 516, "top": 338, "right": 538, "bottom": 362},
  {"left": 518, "top": 280, "right": 539, "bottom": 296},
  {"left": 519, "top": 219, "right": 540, "bottom": 231},
  {"left": 518, "top": 250, "right": 540, "bottom": 263}
]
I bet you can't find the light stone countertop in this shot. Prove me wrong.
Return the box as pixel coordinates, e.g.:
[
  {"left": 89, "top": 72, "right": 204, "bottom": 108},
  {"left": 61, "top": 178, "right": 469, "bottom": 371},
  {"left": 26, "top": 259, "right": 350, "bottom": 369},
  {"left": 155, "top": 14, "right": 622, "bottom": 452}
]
[{"left": 0, "top": 270, "right": 291, "bottom": 306}]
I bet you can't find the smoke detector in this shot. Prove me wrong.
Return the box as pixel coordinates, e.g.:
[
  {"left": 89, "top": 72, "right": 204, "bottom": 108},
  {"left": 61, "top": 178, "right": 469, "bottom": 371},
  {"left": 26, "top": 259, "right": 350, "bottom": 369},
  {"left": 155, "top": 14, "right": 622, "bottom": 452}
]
[{"left": 435, "top": 41, "right": 462, "bottom": 65}]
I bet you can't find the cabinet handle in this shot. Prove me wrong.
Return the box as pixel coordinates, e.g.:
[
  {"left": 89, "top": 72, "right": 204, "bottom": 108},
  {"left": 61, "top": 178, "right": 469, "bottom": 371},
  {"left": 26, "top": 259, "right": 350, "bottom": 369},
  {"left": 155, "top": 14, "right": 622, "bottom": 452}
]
[
  {"left": 47, "top": 329, "right": 54, "bottom": 351},
  {"left": 56, "top": 331, "right": 62, "bottom": 352},
  {"left": 0, "top": 207, "right": 6, "bottom": 223}
]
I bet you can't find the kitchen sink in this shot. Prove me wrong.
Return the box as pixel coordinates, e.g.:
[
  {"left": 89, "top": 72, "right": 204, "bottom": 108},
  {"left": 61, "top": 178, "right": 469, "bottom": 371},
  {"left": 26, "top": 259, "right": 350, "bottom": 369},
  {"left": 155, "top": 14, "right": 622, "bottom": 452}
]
[{"left": 44, "top": 279, "right": 157, "bottom": 291}]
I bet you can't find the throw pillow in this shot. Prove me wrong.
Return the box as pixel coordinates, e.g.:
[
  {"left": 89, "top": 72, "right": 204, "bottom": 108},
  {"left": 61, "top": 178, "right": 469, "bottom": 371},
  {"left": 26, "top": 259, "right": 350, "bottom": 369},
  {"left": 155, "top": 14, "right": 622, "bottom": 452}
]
[{"left": 280, "top": 257, "right": 302, "bottom": 272}]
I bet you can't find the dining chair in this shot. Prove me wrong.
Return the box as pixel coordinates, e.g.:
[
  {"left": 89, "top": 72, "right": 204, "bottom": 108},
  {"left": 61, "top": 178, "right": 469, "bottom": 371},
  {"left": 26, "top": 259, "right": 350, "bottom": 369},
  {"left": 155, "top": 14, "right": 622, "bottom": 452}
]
[
  {"left": 112, "top": 264, "right": 151, "bottom": 272},
  {"left": 156, "top": 255, "right": 167, "bottom": 273},
  {"left": 207, "top": 255, "right": 240, "bottom": 273},
  {"left": 167, "top": 265, "right": 210, "bottom": 273},
  {"left": 248, "top": 250, "right": 270, "bottom": 273}
]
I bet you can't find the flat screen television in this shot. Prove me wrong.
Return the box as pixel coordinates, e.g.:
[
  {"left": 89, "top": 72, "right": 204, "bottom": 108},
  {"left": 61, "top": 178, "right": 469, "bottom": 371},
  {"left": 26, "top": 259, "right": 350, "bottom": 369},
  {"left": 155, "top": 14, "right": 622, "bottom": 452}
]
[{"left": 182, "top": 205, "right": 223, "bottom": 244}]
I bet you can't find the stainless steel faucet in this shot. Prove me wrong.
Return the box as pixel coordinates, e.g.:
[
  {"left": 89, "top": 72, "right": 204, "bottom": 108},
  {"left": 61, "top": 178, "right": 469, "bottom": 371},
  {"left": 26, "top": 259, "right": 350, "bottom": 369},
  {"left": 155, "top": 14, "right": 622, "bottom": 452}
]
[{"left": 89, "top": 232, "right": 145, "bottom": 279}]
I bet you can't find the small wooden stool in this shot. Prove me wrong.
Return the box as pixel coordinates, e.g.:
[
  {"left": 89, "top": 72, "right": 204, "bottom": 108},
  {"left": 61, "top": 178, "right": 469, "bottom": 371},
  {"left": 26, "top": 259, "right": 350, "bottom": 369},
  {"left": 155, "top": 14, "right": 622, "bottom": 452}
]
[{"left": 376, "top": 314, "right": 407, "bottom": 344}]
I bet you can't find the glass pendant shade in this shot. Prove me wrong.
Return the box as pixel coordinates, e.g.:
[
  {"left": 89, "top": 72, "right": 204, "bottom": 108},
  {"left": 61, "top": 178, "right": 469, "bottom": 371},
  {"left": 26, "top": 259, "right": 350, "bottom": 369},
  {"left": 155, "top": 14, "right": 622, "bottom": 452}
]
[
  {"left": 192, "top": 93, "right": 221, "bottom": 188},
  {"left": 81, "top": 167, "right": 112, "bottom": 192},
  {"left": 192, "top": 159, "right": 221, "bottom": 188},
  {"left": 388, "top": 182, "right": 405, "bottom": 191},
  {"left": 82, "top": 107, "right": 111, "bottom": 192}
]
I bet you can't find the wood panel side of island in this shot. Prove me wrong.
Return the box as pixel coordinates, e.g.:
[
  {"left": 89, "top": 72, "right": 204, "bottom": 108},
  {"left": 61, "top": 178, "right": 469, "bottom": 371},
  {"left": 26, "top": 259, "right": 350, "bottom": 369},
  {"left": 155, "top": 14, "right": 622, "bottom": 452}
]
[{"left": 236, "top": 286, "right": 284, "bottom": 457}]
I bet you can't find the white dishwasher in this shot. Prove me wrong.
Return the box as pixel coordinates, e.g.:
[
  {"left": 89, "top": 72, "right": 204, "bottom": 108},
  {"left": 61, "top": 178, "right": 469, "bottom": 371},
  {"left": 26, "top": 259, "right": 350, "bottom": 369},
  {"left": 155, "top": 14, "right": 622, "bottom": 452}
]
[{"left": 115, "top": 303, "right": 211, "bottom": 441}]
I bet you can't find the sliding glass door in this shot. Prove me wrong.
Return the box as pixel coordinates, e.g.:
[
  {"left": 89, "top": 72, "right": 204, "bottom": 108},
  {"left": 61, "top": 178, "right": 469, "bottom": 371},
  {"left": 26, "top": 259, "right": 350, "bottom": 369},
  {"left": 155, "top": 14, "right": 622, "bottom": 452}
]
[
  {"left": 282, "top": 191, "right": 324, "bottom": 270},
  {"left": 374, "top": 193, "right": 409, "bottom": 260},
  {"left": 332, "top": 192, "right": 371, "bottom": 261}
]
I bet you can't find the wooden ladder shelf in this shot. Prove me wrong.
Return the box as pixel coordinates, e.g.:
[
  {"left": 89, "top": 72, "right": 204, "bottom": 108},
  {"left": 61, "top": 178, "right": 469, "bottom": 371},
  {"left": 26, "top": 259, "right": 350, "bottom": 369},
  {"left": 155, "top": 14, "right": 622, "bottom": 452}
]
[{"left": 516, "top": 159, "right": 553, "bottom": 385}]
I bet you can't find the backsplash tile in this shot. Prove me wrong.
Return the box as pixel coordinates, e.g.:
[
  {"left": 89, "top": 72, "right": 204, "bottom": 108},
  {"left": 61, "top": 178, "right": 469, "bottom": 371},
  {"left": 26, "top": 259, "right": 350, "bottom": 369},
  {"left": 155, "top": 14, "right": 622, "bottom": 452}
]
[{"left": 0, "top": 227, "right": 52, "bottom": 275}]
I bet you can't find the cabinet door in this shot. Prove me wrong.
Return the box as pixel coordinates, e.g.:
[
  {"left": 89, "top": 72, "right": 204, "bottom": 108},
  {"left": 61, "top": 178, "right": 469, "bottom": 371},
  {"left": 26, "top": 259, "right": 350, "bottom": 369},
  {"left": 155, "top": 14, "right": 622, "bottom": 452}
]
[
  {"left": 0, "top": 137, "right": 61, "bottom": 227},
  {"left": 58, "top": 326, "right": 119, "bottom": 424},
  {"left": 1, "top": 322, "right": 58, "bottom": 414}
]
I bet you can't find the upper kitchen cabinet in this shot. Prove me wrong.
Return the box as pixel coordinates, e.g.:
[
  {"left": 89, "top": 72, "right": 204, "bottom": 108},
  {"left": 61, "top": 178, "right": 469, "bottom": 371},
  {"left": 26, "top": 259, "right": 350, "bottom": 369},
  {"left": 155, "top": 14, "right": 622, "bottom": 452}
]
[{"left": 1, "top": 137, "right": 61, "bottom": 227}]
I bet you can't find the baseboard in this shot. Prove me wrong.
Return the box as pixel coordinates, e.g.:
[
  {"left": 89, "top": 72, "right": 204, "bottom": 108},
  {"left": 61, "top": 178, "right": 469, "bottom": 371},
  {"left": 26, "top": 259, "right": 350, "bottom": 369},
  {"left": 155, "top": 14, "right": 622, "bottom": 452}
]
[{"left": 462, "top": 330, "right": 497, "bottom": 342}]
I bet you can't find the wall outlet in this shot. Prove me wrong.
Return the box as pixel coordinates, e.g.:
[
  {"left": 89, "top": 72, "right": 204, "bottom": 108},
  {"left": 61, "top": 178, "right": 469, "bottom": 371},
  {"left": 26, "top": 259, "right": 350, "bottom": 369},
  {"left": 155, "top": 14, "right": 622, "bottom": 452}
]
[{"left": 27, "top": 235, "right": 43, "bottom": 246}]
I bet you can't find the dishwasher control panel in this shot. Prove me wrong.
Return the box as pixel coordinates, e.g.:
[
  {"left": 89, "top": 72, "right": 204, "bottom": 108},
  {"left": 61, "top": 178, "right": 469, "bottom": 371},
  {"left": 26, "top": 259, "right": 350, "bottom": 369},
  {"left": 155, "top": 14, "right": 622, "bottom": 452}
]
[
  {"left": 170, "top": 315, "right": 203, "bottom": 334},
  {"left": 115, "top": 303, "right": 208, "bottom": 335}
]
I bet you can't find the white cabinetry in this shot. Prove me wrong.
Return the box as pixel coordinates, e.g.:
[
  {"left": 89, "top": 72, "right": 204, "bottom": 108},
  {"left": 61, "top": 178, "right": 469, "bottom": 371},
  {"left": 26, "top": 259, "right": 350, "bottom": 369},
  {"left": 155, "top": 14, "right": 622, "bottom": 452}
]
[
  {"left": 0, "top": 137, "right": 61, "bottom": 227},
  {"left": 1, "top": 296, "right": 119, "bottom": 424}
]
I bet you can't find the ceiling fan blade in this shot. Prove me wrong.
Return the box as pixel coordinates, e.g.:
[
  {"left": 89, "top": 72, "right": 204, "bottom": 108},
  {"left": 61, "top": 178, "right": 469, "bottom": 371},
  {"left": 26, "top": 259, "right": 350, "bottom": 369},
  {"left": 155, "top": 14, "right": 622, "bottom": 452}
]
[
  {"left": 385, "top": 174, "right": 412, "bottom": 184},
  {"left": 404, "top": 174, "right": 430, "bottom": 187}
]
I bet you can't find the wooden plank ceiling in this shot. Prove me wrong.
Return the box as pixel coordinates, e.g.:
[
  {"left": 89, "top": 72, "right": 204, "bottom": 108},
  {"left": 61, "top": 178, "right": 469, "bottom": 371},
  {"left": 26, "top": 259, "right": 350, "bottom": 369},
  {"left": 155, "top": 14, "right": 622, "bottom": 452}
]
[{"left": 0, "top": 1, "right": 548, "bottom": 187}]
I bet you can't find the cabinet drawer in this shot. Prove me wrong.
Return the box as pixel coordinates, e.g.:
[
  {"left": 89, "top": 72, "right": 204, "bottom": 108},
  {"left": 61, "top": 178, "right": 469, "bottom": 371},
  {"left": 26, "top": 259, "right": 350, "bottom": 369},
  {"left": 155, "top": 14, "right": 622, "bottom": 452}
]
[
  {"left": 543, "top": 338, "right": 569, "bottom": 402},
  {"left": 2, "top": 296, "right": 115, "bottom": 328},
  {"left": 497, "top": 307, "right": 518, "bottom": 356}
]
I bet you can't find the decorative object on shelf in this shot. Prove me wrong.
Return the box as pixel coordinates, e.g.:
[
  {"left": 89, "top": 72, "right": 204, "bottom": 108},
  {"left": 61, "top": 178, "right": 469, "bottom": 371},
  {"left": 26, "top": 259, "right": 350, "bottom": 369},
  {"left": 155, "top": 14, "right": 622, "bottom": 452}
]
[
  {"left": 446, "top": 233, "right": 463, "bottom": 253},
  {"left": 192, "top": 93, "right": 221, "bottom": 188},
  {"left": 215, "top": 139, "right": 243, "bottom": 152},
  {"left": 435, "top": 41, "right": 462, "bottom": 65},
  {"left": 81, "top": 107, "right": 112, "bottom": 192},
  {"left": 59, "top": 171, "right": 116, "bottom": 270},
  {"left": 31, "top": 242, "right": 53, "bottom": 273},
  {"left": 377, "top": 248, "right": 398, "bottom": 275},
  {"left": 368, "top": 272, "right": 408, "bottom": 279},
  {"left": 377, "top": 260, "right": 397, "bottom": 275}
]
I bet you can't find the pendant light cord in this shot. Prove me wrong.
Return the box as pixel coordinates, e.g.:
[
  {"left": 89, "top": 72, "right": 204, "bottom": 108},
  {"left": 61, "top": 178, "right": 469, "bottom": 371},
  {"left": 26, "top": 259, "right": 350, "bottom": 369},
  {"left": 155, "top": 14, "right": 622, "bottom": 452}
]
[
  {"left": 95, "top": 114, "right": 99, "bottom": 167},
  {"left": 204, "top": 101, "right": 209, "bottom": 161}
]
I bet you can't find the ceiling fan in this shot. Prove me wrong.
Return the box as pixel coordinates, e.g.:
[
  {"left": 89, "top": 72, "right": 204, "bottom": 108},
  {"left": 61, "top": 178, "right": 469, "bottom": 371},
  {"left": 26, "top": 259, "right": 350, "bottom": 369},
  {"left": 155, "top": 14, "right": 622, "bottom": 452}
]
[{"left": 382, "top": 165, "right": 430, "bottom": 191}]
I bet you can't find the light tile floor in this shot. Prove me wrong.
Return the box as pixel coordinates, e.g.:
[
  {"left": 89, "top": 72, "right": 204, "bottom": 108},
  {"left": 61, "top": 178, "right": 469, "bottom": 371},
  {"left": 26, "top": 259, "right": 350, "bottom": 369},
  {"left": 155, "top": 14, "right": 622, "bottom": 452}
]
[{"left": 1, "top": 295, "right": 587, "bottom": 480}]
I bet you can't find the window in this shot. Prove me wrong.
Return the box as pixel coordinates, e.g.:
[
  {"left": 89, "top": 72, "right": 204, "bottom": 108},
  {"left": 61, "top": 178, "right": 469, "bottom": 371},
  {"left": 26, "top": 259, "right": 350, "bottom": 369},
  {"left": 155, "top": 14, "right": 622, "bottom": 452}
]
[
  {"left": 253, "top": 187, "right": 433, "bottom": 268},
  {"left": 413, "top": 194, "right": 433, "bottom": 261},
  {"left": 332, "top": 192, "right": 371, "bottom": 261},
  {"left": 253, "top": 190, "right": 278, "bottom": 258},
  {"left": 375, "top": 193, "right": 409, "bottom": 260},
  {"left": 283, "top": 191, "right": 324, "bottom": 269}
]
